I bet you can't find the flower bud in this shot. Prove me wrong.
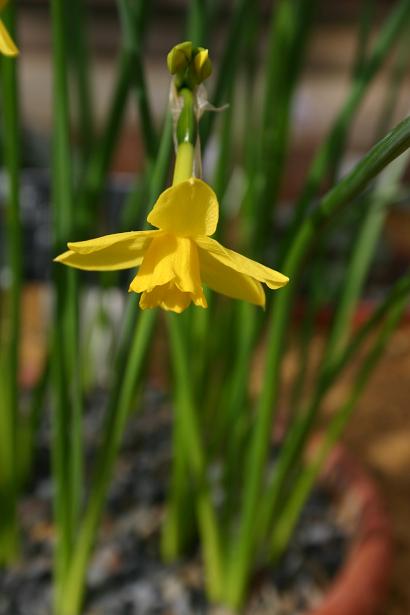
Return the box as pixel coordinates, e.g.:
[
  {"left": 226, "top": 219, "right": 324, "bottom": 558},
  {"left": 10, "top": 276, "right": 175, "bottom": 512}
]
[
  {"left": 193, "top": 48, "right": 212, "bottom": 83},
  {"left": 167, "top": 41, "right": 193, "bottom": 75}
]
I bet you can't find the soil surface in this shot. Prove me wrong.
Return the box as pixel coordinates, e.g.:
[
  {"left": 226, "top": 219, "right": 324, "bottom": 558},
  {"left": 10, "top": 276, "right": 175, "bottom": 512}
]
[{"left": 0, "top": 390, "right": 348, "bottom": 615}]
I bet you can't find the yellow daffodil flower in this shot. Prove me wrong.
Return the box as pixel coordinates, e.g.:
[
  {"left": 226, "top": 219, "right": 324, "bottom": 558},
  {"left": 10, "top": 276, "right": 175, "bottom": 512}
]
[
  {"left": 55, "top": 178, "right": 289, "bottom": 313},
  {"left": 0, "top": 0, "right": 18, "bottom": 57}
]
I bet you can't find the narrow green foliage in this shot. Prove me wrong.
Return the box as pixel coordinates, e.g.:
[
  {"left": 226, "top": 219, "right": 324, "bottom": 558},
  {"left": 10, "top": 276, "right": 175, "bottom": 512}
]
[
  {"left": 50, "top": 0, "right": 84, "bottom": 602},
  {"left": 223, "top": 115, "right": 410, "bottom": 608},
  {"left": 67, "top": 0, "right": 95, "bottom": 161},
  {"left": 167, "top": 316, "right": 224, "bottom": 601},
  {"left": 323, "top": 151, "right": 409, "bottom": 369},
  {"left": 0, "top": 1, "right": 22, "bottom": 565},
  {"left": 200, "top": 0, "right": 251, "bottom": 146},
  {"left": 283, "top": 0, "right": 410, "bottom": 249},
  {"left": 270, "top": 281, "right": 409, "bottom": 563},
  {"left": 55, "top": 94, "right": 172, "bottom": 615},
  {"left": 8, "top": 4, "right": 408, "bottom": 615}
]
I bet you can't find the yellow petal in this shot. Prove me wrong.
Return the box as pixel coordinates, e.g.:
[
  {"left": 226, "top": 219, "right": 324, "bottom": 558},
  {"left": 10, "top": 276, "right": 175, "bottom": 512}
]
[
  {"left": 0, "top": 20, "right": 18, "bottom": 57},
  {"left": 55, "top": 230, "right": 158, "bottom": 271},
  {"left": 198, "top": 248, "right": 265, "bottom": 307},
  {"left": 193, "top": 48, "right": 212, "bottom": 82},
  {"left": 54, "top": 250, "right": 145, "bottom": 271},
  {"left": 130, "top": 234, "right": 203, "bottom": 296},
  {"left": 139, "top": 282, "right": 207, "bottom": 313},
  {"left": 67, "top": 230, "right": 158, "bottom": 254},
  {"left": 195, "top": 236, "right": 289, "bottom": 290},
  {"left": 147, "top": 178, "right": 218, "bottom": 237}
]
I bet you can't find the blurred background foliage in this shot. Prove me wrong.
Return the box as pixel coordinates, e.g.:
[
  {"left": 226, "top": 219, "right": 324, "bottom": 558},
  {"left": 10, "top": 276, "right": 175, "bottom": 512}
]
[{"left": 0, "top": 1, "right": 410, "bottom": 614}]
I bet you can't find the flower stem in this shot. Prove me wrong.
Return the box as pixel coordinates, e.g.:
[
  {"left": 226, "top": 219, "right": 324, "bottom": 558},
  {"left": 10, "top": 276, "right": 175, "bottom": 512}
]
[
  {"left": 224, "top": 115, "right": 410, "bottom": 609},
  {"left": 50, "top": 0, "right": 83, "bottom": 601},
  {"left": 0, "top": 1, "right": 21, "bottom": 565},
  {"left": 172, "top": 87, "right": 197, "bottom": 185},
  {"left": 54, "top": 93, "right": 173, "bottom": 615},
  {"left": 163, "top": 84, "right": 224, "bottom": 598},
  {"left": 166, "top": 315, "right": 224, "bottom": 601},
  {"left": 172, "top": 142, "right": 195, "bottom": 185}
]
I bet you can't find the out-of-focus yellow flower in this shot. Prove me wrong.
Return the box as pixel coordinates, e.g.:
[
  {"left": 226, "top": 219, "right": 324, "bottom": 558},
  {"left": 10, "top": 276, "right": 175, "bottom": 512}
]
[
  {"left": 55, "top": 179, "right": 289, "bottom": 313},
  {"left": 0, "top": 0, "right": 18, "bottom": 57}
]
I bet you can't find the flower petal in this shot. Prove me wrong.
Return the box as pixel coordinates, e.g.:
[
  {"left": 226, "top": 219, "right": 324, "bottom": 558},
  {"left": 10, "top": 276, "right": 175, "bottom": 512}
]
[
  {"left": 130, "top": 234, "right": 204, "bottom": 296},
  {"left": 198, "top": 248, "right": 265, "bottom": 307},
  {"left": 147, "top": 178, "right": 218, "bottom": 237},
  {"left": 195, "top": 236, "right": 289, "bottom": 290},
  {"left": 54, "top": 250, "right": 145, "bottom": 271},
  {"left": 139, "top": 282, "right": 207, "bottom": 313},
  {"left": 0, "top": 20, "right": 18, "bottom": 57},
  {"left": 67, "top": 230, "right": 158, "bottom": 254},
  {"left": 54, "top": 231, "right": 158, "bottom": 271}
]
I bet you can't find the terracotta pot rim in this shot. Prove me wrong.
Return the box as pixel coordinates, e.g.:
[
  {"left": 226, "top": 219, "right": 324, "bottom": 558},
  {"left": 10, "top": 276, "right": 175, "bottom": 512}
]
[{"left": 305, "top": 443, "right": 393, "bottom": 615}]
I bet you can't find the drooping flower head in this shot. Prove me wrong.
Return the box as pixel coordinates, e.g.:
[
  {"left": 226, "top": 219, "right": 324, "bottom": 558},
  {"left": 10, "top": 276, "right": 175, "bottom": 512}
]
[
  {"left": 0, "top": 0, "right": 18, "bottom": 57},
  {"left": 55, "top": 179, "right": 289, "bottom": 313},
  {"left": 55, "top": 41, "right": 289, "bottom": 312}
]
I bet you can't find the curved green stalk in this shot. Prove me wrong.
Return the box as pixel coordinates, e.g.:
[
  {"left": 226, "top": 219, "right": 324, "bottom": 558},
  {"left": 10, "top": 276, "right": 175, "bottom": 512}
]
[
  {"left": 76, "top": 0, "right": 154, "bottom": 235},
  {"left": 161, "top": 87, "right": 224, "bottom": 597},
  {"left": 224, "top": 115, "right": 410, "bottom": 608},
  {"left": 322, "top": 151, "right": 409, "bottom": 370},
  {"left": 252, "top": 0, "right": 316, "bottom": 249},
  {"left": 55, "top": 100, "right": 173, "bottom": 615},
  {"left": 200, "top": 0, "right": 250, "bottom": 147},
  {"left": 50, "top": 0, "right": 83, "bottom": 598},
  {"left": 283, "top": 0, "right": 410, "bottom": 252},
  {"left": 0, "top": 1, "right": 21, "bottom": 565},
  {"left": 67, "top": 0, "right": 95, "bottom": 161},
  {"left": 269, "top": 284, "right": 409, "bottom": 563},
  {"left": 167, "top": 315, "right": 224, "bottom": 600},
  {"left": 187, "top": 0, "right": 207, "bottom": 46}
]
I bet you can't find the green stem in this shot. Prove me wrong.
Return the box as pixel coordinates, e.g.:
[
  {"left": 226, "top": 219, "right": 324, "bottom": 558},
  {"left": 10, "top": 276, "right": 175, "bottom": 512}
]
[
  {"left": 351, "top": 0, "right": 376, "bottom": 79},
  {"left": 283, "top": 0, "right": 410, "bottom": 252},
  {"left": 0, "top": 1, "right": 21, "bottom": 565},
  {"left": 200, "top": 0, "right": 250, "bottom": 147},
  {"left": 323, "top": 151, "right": 409, "bottom": 370},
  {"left": 224, "top": 115, "right": 410, "bottom": 608},
  {"left": 167, "top": 315, "right": 224, "bottom": 600},
  {"left": 57, "top": 308, "right": 155, "bottom": 615},
  {"left": 270, "top": 283, "right": 409, "bottom": 563},
  {"left": 55, "top": 105, "right": 173, "bottom": 615},
  {"left": 50, "top": 0, "right": 83, "bottom": 599},
  {"left": 68, "top": 0, "right": 95, "bottom": 161},
  {"left": 187, "top": 0, "right": 207, "bottom": 46},
  {"left": 76, "top": 0, "right": 153, "bottom": 236},
  {"left": 160, "top": 389, "right": 195, "bottom": 559},
  {"left": 252, "top": 0, "right": 316, "bottom": 249},
  {"left": 162, "top": 92, "right": 223, "bottom": 596},
  {"left": 117, "top": 0, "right": 157, "bottom": 160}
]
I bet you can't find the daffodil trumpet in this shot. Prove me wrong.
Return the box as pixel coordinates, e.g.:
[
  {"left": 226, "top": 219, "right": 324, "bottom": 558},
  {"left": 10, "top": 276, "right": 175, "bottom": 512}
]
[
  {"left": 55, "top": 45, "right": 289, "bottom": 313},
  {"left": 0, "top": 0, "right": 18, "bottom": 57}
]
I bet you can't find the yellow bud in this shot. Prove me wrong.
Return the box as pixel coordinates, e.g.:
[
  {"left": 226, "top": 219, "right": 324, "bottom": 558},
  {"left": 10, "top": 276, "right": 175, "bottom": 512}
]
[
  {"left": 167, "top": 41, "right": 193, "bottom": 75},
  {"left": 193, "top": 48, "right": 212, "bottom": 83}
]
